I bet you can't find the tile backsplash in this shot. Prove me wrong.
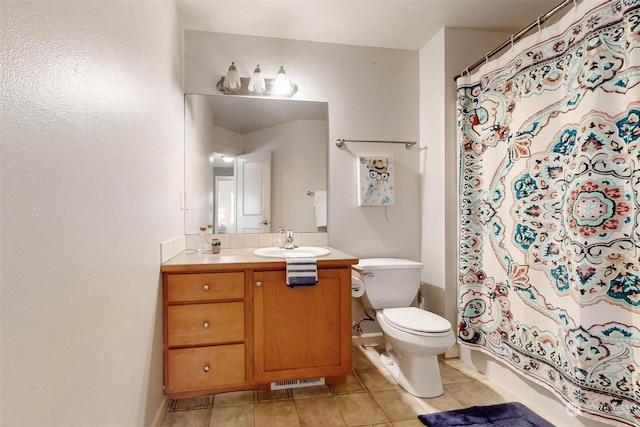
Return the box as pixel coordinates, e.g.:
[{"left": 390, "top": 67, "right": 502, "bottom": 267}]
[
  {"left": 160, "top": 235, "right": 186, "bottom": 263},
  {"left": 183, "top": 232, "right": 328, "bottom": 251}
]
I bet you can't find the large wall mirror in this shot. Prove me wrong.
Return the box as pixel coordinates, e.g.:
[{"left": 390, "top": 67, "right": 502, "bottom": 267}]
[{"left": 185, "top": 94, "right": 328, "bottom": 235}]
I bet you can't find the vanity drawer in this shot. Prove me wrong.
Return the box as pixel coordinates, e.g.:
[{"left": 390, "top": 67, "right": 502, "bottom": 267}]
[
  {"left": 168, "top": 302, "right": 244, "bottom": 347},
  {"left": 167, "top": 344, "right": 245, "bottom": 392},
  {"left": 167, "top": 272, "right": 244, "bottom": 302}
]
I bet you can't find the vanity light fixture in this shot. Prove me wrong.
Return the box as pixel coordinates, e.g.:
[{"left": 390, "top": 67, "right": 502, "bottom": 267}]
[
  {"left": 273, "top": 66, "right": 292, "bottom": 96},
  {"left": 247, "top": 65, "right": 265, "bottom": 94},
  {"left": 221, "top": 62, "right": 241, "bottom": 92},
  {"left": 216, "top": 62, "right": 298, "bottom": 97}
]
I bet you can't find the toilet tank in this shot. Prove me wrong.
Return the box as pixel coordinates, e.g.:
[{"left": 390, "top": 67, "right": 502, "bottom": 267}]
[{"left": 352, "top": 258, "right": 423, "bottom": 309}]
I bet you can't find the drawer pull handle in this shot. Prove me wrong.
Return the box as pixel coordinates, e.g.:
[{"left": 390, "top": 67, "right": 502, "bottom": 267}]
[
  {"left": 256, "top": 281, "right": 262, "bottom": 287},
  {"left": 203, "top": 322, "right": 209, "bottom": 329},
  {"left": 203, "top": 284, "right": 210, "bottom": 291},
  {"left": 203, "top": 365, "right": 210, "bottom": 373}
]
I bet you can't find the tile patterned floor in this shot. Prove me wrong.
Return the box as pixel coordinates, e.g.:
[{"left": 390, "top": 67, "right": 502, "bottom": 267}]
[{"left": 161, "top": 344, "right": 521, "bottom": 426}]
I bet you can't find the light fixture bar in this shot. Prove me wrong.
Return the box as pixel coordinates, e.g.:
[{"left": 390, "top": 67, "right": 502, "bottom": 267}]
[{"left": 216, "top": 77, "right": 298, "bottom": 97}]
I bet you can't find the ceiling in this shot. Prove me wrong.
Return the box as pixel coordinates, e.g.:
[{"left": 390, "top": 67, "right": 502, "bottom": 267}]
[{"left": 176, "top": 0, "right": 562, "bottom": 51}]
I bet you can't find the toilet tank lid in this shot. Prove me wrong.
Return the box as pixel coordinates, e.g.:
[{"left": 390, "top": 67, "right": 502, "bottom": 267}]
[{"left": 352, "top": 258, "right": 423, "bottom": 271}]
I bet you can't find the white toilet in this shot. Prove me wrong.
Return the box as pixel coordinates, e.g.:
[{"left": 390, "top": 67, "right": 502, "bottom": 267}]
[{"left": 352, "top": 258, "right": 455, "bottom": 398}]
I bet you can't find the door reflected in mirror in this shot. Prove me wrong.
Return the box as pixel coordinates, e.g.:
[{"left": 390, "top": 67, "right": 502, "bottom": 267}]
[
  {"left": 214, "top": 177, "right": 235, "bottom": 234},
  {"left": 213, "top": 159, "right": 236, "bottom": 234},
  {"left": 185, "top": 94, "right": 328, "bottom": 234}
]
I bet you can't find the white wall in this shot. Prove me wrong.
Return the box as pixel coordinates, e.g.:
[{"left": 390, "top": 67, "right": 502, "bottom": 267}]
[
  {"left": 419, "top": 30, "right": 447, "bottom": 321},
  {"left": 184, "top": 30, "right": 421, "bottom": 261},
  {"left": 244, "top": 119, "right": 327, "bottom": 232},
  {"left": 213, "top": 124, "right": 245, "bottom": 154},
  {"left": 0, "top": 2, "right": 184, "bottom": 426}
]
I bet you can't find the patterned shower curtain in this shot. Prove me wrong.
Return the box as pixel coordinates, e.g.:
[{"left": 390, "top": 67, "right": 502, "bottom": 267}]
[{"left": 456, "top": 1, "right": 640, "bottom": 425}]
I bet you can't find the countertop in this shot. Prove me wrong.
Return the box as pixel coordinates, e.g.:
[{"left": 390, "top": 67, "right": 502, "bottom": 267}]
[{"left": 161, "top": 246, "right": 358, "bottom": 273}]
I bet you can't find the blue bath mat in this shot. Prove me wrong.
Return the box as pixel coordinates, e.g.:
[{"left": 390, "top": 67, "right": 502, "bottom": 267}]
[{"left": 418, "top": 402, "right": 554, "bottom": 426}]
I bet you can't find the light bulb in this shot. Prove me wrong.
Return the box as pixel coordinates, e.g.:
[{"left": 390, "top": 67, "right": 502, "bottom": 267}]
[
  {"left": 273, "top": 66, "right": 292, "bottom": 95},
  {"left": 223, "top": 62, "right": 241, "bottom": 91},
  {"left": 247, "top": 65, "right": 265, "bottom": 94}
]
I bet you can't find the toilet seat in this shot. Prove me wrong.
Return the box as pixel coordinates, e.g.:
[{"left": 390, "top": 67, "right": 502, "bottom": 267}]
[{"left": 382, "top": 307, "right": 452, "bottom": 336}]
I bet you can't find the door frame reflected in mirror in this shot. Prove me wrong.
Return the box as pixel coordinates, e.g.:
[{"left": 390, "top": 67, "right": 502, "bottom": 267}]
[{"left": 214, "top": 174, "right": 236, "bottom": 235}]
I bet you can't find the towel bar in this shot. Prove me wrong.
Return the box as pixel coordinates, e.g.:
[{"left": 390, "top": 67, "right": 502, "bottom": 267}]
[{"left": 335, "top": 138, "right": 417, "bottom": 149}]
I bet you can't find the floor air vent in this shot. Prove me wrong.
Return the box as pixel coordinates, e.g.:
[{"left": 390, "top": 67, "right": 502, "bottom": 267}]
[{"left": 270, "top": 377, "right": 325, "bottom": 390}]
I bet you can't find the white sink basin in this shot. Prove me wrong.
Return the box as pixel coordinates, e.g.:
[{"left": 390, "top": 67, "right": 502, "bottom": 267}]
[{"left": 253, "top": 246, "right": 330, "bottom": 258}]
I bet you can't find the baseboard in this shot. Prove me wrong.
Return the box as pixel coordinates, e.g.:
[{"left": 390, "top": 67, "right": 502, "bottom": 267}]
[
  {"left": 445, "top": 343, "right": 459, "bottom": 359},
  {"left": 150, "top": 394, "right": 170, "bottom": 427},
  {"left": 351, "top": 332, "right": 385, "bottom": 346}
]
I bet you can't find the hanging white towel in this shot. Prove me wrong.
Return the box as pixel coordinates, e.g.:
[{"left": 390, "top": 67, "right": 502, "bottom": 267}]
[
  {"left": 284, "top": 252, "right": 317, "bottom": 287},
  {"left": 313, "top": 190, "right": 327, "bottom": 228}
]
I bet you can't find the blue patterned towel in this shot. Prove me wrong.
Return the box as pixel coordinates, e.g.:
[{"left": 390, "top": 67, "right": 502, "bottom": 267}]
[{"left": 284, "top": 252, "right": 317, "bottom": 287}]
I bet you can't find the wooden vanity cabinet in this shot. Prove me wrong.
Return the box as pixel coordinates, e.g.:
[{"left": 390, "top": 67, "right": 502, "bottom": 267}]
[
  {"left": 253, "top": 267, "right": 353, "bottom": 383},
  {"left": 162, "top": 257, "right": 356, "bottom": 398},
  {"left": 163, "top": 271, "right": 247, "bottom": 396}
]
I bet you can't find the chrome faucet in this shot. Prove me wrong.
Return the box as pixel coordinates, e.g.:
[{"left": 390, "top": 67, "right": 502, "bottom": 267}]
[{"left": 278, "top": 227, "right": 296, "bottom": 249}]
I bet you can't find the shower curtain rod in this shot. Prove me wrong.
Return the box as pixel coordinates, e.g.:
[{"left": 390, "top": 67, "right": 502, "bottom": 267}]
[
  {"left": 453, "top": 0, "right": 578, "bottom": 81},
  {"left": 335, "top": 138, "right": 417, "bottom": 149}
]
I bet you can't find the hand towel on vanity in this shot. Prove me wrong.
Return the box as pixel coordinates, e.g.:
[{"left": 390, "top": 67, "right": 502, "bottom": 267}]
[
  {"left": 313, "top": 190, "right": 327, "bottom": 228},
  {"left": 284, "top": 252, "right": 317, "bottom": 287}
]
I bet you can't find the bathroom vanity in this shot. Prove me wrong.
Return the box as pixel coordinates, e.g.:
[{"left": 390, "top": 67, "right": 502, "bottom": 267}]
[{"left": 161, "top": 247, "right": 357, "bottom": 398}]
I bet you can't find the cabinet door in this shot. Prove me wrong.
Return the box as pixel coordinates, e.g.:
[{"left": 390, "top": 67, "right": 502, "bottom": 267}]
[{"left": 253, "top": 268, "right": 352, "bottom": 383}]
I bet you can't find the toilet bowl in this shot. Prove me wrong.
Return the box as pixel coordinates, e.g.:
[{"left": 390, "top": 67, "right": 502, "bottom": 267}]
[
  {"left": 376, "top": 307, "right": 455, "bottom": 397},
  {"left": 352, "top": 258, "right": 455, "bottom": 398}
]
